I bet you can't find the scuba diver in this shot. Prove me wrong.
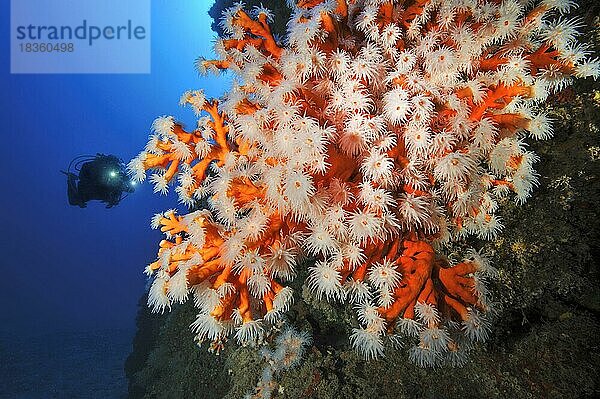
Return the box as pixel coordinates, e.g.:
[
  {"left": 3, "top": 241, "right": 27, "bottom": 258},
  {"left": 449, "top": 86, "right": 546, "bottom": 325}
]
[{"left": 62, "top": 154, "right": 136, "bottom": 208}]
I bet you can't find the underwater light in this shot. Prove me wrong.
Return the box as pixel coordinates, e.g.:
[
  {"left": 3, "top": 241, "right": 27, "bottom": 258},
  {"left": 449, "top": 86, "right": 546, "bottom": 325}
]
[{"left": 63, "top": 153, "right": 134, "bottom": 208}]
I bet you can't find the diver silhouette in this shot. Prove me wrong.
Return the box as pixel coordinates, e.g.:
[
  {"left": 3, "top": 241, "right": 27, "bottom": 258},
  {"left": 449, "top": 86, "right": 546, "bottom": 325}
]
[{"left": 62, "top": 154, "right": 135, "bottom": 208}]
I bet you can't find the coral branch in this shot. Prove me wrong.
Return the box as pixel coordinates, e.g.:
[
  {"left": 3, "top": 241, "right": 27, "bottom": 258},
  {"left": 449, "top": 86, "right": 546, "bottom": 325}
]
[{"left": 133, "top": 0, "right": 597, "bottom": 366}]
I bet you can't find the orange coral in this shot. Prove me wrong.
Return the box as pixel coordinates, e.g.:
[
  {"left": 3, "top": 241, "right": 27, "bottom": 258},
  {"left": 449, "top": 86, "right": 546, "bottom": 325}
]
[{"left": 132, "top": 0, "right": 596, "bottom": 364}]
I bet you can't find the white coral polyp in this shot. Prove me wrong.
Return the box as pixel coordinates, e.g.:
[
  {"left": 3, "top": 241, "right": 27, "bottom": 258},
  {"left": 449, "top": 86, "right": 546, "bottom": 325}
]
[{"left": 135, "top": 0, "right": 597, "bottom": 368}]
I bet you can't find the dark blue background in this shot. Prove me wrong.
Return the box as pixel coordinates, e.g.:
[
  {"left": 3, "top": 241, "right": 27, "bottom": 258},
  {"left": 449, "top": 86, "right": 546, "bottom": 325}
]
[{"left": 0, "top": 0, "right": 227, "bottom": 340}]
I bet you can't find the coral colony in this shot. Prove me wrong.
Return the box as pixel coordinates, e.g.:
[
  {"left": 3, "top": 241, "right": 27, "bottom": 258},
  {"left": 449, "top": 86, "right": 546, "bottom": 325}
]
[{"left": 129, "top": 0, "right": 598, "bottom": 367}]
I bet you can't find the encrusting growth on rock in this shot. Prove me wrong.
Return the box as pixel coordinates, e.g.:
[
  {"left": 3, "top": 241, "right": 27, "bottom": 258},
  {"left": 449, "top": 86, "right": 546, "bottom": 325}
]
[{"left": 130, "top": 0, "right": 598, "bottom": 366}]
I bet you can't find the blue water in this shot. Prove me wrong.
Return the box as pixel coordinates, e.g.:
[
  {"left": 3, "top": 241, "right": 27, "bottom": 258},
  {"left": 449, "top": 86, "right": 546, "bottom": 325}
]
[
  {"left": 0, "top": 329, "right": 132, "bottom": 399},
  {"left": 0, "top": 0, "right": 227, "bottom": 397}
]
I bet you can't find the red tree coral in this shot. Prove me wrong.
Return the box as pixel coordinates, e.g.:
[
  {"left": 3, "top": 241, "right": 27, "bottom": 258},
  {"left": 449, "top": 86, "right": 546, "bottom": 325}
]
[{"left": 130, "top": 0, "right": 598, "bottom": 366}]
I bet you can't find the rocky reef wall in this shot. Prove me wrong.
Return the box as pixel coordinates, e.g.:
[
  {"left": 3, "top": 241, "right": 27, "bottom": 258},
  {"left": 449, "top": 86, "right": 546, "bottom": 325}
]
[{"left": 125, "top": 2, "right": 600, "bottom": 398}]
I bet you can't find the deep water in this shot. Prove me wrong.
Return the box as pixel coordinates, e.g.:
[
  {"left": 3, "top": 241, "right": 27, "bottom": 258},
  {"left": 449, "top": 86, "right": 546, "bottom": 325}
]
[
  {"left": 0, "top": 1, "right": 226, "bottom": 397},
  {"left": 0, "top": 329, "right": 132, "bottom": 399}
]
